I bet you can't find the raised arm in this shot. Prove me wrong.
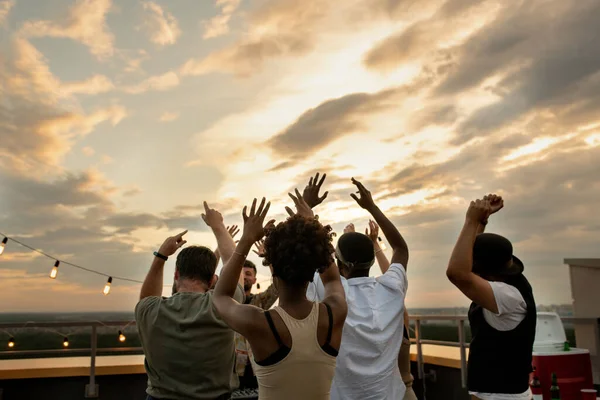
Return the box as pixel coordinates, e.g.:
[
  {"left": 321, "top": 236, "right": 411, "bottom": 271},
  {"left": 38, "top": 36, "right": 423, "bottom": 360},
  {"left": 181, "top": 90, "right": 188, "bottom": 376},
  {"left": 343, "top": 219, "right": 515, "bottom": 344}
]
[
  {"left": 214, "top": 225, "right": 240, "bottom": 266},
  {"left": 289, "top": 189, "right": 347, "bottom": 324},
  {"left": 350, "top": 178, "right": 409, "bottom": 269},
  {"left": 250, "top": 239, "right": 279, "bottom": 310},
  {"left": 203, "top": 203, "right": 242, "bottom": 287},
  {"left": 366, "top": 220, "right": 391, "bottom": 274},
  {"left": 446, "top": 199, "right": 499, "bottom": 313},
  {"left": 213, "top": 198, "right": 274, "bottom": 335},
  {"left": 140, "top": 230, "right": 187, "bottom": 300},
  {"left": 477, "top": 194, "right": 504, "bottom": 234}
]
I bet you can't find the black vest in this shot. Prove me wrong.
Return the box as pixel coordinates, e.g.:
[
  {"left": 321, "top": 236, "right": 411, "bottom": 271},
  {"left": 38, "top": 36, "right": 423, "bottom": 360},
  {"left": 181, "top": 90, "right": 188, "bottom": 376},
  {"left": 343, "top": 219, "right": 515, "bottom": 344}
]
[{"left": 467, "top": 274, "right": 537, "bottom": 393}]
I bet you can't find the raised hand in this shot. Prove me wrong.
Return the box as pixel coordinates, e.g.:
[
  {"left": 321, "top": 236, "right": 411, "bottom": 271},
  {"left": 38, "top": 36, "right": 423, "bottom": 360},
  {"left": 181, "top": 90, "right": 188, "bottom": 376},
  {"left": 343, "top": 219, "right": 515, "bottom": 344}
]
[
  {"left": 227, "top": 225, "right": 240, "bottom": 239},
  {"left": 202, "top": 201, "right": 224, "bottom": 228},
  {"left": 350, "top": 177, "right": 376, "bottom": 211},
  {"left": 365, "top": 220, "right": 379, "bottom": 243},
  {"left": 253, "top": 239, "right": 266, "bottom": 257},
  {"left": 466, "top": 199, "right": 492, "bottom": 224},
  {"left": 303, "top": 172, "right": 329, "bottom": 208},
  {"left": 158, "top": 230, "right": 188, "bottom": 257},
  {"left": 242, "top": 198, "right": 273, "bottom": 243},
  {"left": 343, "top": 223, "right": 355, "bottom": 234},
  {"left": 286, "top": 188, "right": 315, "bottom": 219},
  {"left": 483, "top": 194, "right": 504, "bottom": 215}
]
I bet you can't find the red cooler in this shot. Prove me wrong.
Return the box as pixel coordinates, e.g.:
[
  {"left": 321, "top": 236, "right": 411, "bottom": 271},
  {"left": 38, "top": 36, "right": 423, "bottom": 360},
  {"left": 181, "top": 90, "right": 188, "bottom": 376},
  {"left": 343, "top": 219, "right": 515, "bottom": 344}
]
[
  {"left": 532, "top": 313, "right": 595, "bottom": 400},
  {"left": 532, "top": 348, "right": 593, "bottom": 400}
]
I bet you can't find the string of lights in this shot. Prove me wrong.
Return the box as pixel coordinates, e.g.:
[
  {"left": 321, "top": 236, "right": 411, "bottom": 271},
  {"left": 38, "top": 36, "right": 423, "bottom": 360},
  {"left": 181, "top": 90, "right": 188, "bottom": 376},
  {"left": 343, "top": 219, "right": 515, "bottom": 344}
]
[
  {"left": 2, "top": 232, "right": 279, "bottom": 292},
  {"left": 1, "top": 321, "right": 134, "bottom": 349},
  {"left": 1, "top": 233, "right": 141, "bottom": 288}
]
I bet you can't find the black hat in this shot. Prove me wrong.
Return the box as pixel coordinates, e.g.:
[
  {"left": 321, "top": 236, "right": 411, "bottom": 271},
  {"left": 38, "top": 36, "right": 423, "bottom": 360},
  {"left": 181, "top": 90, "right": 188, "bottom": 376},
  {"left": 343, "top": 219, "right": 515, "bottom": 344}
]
[
  {"left": 335, "top": 232, "right": 375, "bottom": 270},
  {"left": 472, "top": 233, "right": 524, "bottom": 277}
]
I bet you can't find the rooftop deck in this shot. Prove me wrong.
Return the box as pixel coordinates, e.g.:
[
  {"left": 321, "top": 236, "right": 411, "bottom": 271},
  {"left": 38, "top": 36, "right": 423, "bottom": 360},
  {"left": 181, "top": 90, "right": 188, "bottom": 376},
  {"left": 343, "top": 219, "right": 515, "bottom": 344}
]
[{"left": 0, "top": 315, "right": 597, "bottom": 400}]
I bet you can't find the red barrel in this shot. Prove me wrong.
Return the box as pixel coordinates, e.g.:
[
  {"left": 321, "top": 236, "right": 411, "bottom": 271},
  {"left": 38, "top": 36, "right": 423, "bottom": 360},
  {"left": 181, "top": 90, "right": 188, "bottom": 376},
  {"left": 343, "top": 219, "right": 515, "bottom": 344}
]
[{"left": 531, "top": 348, "right": 594, "bottom": 400}]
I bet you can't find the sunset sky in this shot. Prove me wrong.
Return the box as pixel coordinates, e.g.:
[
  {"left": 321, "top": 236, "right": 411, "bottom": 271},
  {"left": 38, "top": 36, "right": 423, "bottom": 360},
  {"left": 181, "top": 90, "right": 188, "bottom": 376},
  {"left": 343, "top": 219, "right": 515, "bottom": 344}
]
[{"left": 1, "top": 0, "right": 599, "bottom": 312}]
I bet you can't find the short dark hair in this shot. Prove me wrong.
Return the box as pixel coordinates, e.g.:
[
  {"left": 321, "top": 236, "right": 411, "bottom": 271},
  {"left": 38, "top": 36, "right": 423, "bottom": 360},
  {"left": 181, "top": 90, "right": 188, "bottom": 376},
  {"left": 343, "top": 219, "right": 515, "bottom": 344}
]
[
  {"left": 263, "top": 214, "right": 335, "bottom": 287},
  {"left": 243, "top": 260, "right": 257, "bottom": 275},
  {"left": 176, "top": 246, "right": 217, "bottom": 284},
  {"left": 336, "top": 232, "right": 375, "bottom": 272}
]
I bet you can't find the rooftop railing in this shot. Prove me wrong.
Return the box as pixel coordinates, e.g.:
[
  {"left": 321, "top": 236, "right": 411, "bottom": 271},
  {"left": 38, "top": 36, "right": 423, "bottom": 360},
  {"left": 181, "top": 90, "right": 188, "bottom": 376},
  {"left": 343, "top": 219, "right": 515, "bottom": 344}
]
[{"left": 0, "top": 315, "right": 597, "bottom": 396}]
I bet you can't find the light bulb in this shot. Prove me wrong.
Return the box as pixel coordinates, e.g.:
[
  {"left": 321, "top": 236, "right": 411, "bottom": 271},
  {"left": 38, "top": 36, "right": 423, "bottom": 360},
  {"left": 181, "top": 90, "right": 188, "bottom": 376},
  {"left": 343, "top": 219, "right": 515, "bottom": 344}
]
[
  {"left": 103, "top": 277, "right": 112, "bottom": 295},
  {"left": 0, "top": 237, "right": 7, "bottom": 256},
  {"left": 63, "top": 337, "right": 69, "bottom": 347},
  {"left": 118, "top": 331, "right": 126, "bottom": 342},
  {"left": 8, "top": 337, "right": 15, "bottom": 348},
  {"left": 378, "top": 237, "right": 387, "bottom": 251},
  {"left": 257, "top": 283, "right": 261, "bottom": 290},
  {"left": 50, "top": 261, "right": 59, "bottom": 279}
]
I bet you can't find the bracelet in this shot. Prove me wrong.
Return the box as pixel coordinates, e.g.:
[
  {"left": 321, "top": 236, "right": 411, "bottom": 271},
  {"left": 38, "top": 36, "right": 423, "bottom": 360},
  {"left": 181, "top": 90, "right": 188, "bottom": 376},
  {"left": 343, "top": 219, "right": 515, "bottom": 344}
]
[
  {"left": 154, "top": 251, "right": 168, "bottom": 261},
  {"left": 375, "top": 249, "right": 383, "bottom": 254},
  {"left": 233, "top": 251, "right": 247, "bottom": 258}
]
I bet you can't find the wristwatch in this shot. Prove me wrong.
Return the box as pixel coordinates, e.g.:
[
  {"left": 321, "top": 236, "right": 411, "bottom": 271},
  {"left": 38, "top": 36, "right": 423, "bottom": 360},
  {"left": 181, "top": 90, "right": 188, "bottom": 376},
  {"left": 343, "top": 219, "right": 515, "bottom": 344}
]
[{"left": 154, "top": 251, "right": 168, "bottom": 261}]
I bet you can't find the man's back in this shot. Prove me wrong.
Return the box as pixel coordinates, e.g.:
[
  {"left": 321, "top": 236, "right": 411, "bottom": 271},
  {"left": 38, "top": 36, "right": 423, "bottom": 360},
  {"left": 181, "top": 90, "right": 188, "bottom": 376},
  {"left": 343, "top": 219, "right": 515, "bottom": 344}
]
[
  {"left": 307, "top": 263, "right": 408, "bottom": 400},
  {"left": 136, "top": 287, "right": 244, "bottom": 400}
]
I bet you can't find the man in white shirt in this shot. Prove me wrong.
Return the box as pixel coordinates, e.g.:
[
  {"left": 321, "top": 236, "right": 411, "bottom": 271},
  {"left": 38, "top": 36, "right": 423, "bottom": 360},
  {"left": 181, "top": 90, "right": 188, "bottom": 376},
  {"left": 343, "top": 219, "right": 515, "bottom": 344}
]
[
  {"left": 446, "top": 195, "right": 536, "bottom": 400},
  {"left": 305, "top": 176, "right": 410, "bottom": 400}
]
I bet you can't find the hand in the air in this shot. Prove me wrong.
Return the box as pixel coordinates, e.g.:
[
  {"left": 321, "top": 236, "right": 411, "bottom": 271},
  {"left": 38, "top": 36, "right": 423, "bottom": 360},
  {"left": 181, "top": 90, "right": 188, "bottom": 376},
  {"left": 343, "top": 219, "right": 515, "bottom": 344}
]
[
  {"left": 303, "top": 172, "right": 329, "bottom": 208},
  {"left": 350, "top": 178, "right": 376, "bottom": 210},
  {"left": 158, "top": 230, "right": 188, "bottom": 257},
  {"left": 286, "top": 189, "right": 315, "bottom": 219},
  {"left": 202, "top": 202, "right": 224, "bottom": 228},
  {"left": 343, "top": 223, "right": 355, "bottom": 234},
  {"left": 242, "top": 198, "right": 273, "bottom": 243}
]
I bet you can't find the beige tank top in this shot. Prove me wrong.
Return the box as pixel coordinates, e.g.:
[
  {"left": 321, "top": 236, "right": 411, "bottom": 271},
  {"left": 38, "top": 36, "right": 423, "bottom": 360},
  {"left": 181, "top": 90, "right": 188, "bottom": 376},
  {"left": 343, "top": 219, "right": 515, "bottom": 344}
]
[{"left": 251, "top": 302, "right": 337, "bottom": 400}]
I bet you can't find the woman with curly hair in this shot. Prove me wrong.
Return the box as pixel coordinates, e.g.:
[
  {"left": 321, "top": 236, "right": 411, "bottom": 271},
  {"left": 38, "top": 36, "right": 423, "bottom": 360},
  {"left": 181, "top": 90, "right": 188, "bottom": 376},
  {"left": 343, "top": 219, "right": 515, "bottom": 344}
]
[{"left": 211, "top": 194, "right": 347, "bottom": 400}]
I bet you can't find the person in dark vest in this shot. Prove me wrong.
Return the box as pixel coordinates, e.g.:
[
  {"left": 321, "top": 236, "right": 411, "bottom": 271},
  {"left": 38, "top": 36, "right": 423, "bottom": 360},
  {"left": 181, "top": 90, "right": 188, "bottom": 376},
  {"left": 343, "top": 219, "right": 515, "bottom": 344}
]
[{"left": 446, "top": 195, "right": 536, "bottom": 400}]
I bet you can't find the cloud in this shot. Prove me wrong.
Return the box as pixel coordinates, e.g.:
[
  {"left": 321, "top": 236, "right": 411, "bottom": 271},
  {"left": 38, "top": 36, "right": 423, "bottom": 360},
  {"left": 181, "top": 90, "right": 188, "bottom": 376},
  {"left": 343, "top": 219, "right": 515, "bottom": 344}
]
[
  {"left": 181, "top": 0, "right": 326, "bottom": 76},
  {"left": 159, "top": 111, "right": 180, "bottom": 122},
  {"left": 141, "top": 1, "right": 181, "bottom": 46},
  {"left": 442, "top": 0, "right": 600, "bottom": 143},
  {"left": 18, "top": 0, "right": 115, "bottom": 60},
  {"left": 0, "top": 0, "right": 14, "bottom": 26},
  {"left": 202, "top": 0, "right": 241, "bottom": 39},
  {"left": 82, "top": 147, "right": 96, "bottom": 157},
  {"left": 268, "top": 90, "right": 398, "bottom": 158},
  {"left": 123, "top": 71, "right": 180, "bottom": 94},
  {"left": 60, "top": 74, "right": 115, "bottom": 96}
]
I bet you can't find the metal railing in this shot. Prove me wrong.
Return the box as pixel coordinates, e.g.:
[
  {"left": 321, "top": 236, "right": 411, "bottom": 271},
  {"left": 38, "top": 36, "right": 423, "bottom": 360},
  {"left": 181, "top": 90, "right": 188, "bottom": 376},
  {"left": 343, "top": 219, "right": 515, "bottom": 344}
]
[
  {"left": 409, "top": 315, "right": 600, "bottom": 389},
  {"left": 0, "top": 320, "right": 139, "bottom": 398},
  {"left": 0, "top": 315, "right": 598, "bottom": 395}
]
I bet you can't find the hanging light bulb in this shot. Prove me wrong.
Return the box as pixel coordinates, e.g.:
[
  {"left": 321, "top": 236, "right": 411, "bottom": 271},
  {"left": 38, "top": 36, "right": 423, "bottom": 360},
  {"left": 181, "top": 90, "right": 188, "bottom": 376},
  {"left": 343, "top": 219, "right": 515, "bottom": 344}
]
[
  {"left": 118, "top": 330, "right": 126, "bottom": 342},
  {"left": 377, "top": 237, "right": 387, "bottom": 251},
  {"left": 50, "top": 260, "right": 60, "bottom": 279},
  {"left": 257, "top": 283, "right": 261, "bottom": 290},
  {"left": 63, "top": 337, "right": 69, "bottom": 347},
  {"left": 8, "top": 337, "right": 15, "bottom": 348},
  {"left": 103, "top": 277, "right": 112, "bottom": 295},
  {"left": 0, "top": 237, "right": 7, "bottom": 256}
]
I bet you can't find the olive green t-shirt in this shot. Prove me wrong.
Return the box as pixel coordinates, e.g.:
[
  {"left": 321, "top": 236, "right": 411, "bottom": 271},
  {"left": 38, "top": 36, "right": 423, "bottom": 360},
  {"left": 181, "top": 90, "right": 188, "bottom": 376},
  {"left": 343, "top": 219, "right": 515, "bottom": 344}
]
[{"left": 135, "top": 286, "right": 244, "bottom": 400}]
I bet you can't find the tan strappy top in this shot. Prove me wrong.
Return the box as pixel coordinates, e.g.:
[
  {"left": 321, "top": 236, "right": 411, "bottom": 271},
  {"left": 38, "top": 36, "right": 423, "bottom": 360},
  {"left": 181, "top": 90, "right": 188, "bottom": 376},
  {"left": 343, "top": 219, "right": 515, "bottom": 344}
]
[{"left": 251, "top": 302, "right": 337, "bottom": 400}]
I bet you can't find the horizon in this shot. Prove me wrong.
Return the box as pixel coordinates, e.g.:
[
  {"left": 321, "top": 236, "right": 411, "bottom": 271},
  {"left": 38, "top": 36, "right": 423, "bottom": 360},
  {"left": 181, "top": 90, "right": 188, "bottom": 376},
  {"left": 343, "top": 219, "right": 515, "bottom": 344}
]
[{"left": 1, "top": 0, "right": 600, "bottom": 312}]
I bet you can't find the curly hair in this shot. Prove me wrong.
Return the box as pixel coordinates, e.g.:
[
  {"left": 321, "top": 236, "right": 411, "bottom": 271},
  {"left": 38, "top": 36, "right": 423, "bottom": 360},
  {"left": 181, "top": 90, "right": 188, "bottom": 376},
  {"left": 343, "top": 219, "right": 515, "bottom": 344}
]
[{"left": 263, "top": 214, "right": 335, "bottom": 287}]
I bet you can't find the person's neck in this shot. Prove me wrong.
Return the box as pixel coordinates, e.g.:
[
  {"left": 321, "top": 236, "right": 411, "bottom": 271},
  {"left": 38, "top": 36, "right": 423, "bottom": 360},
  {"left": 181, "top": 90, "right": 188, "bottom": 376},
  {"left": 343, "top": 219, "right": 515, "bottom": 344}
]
[
  {"left": 177, "top": 279, "right": 210, "bottom": 293},
  {"left": 245, "top": 289, "right": 252, "bottom": 297},
  {"left": 347, "top": 268, "right": 370, "bottom": 279},
  {"left": 277, "top": 284, "right": 309, "bottom": 308}
]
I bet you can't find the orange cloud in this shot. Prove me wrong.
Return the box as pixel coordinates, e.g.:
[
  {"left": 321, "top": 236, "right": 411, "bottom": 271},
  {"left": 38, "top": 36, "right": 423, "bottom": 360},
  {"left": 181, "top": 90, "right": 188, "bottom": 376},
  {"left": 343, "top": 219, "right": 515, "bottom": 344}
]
[
  {"left": 202, "top": 0, "right": 241, "bottom": 39},
  {"left": 123, "top": 71, "right": 180, "bottom": 94},
  {"left": 18, "top": 0, "right": 115, "bottom": 60},
  {"left": 141, "top": 1, "right": 181, "bottom": 46}
]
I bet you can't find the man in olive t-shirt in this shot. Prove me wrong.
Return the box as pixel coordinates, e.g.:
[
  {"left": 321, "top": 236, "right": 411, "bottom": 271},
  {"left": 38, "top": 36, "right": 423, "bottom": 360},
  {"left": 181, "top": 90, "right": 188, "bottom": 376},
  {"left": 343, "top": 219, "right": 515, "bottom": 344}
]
[
  {"left": 136, "top": 205, "right": 245, "bottom": 400},
  {"left": 136, "top": 283, "right": 244, "bottom": 399}
]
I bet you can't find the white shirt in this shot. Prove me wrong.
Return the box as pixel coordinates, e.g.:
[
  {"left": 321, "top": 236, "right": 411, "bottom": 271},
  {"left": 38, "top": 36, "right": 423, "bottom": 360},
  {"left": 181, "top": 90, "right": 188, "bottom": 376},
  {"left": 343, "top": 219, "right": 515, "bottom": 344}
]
[
  {"left": 470, "top": 281, "right": 532, "bottom": 400},
  {"left": 307, "top": 263, "right": 408, "bottom": 400}
]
